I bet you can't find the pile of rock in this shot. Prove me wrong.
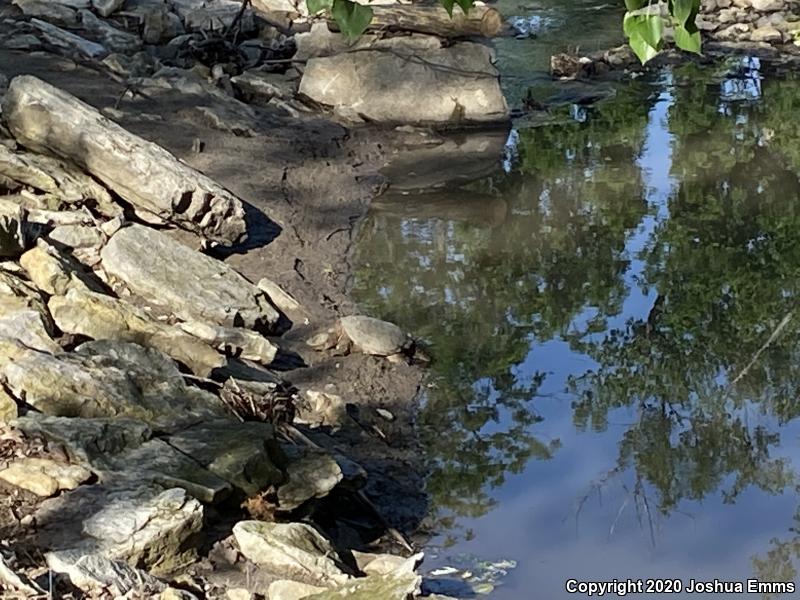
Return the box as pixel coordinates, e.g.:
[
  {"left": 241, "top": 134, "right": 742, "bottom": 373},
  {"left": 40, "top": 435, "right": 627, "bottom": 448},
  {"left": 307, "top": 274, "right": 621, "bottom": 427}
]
[
  {"left": 0, "top": 72, "right": 433, "bottom": 599},
  {"left": 698, "top": 0, "right": 800, "bottom": 53}
]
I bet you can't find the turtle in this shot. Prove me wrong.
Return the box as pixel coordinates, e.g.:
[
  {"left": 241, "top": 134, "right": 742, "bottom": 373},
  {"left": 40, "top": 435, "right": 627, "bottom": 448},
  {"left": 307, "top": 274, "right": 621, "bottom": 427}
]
[{"left": 306, "top": 315, "right": 420, "bottom": 363}]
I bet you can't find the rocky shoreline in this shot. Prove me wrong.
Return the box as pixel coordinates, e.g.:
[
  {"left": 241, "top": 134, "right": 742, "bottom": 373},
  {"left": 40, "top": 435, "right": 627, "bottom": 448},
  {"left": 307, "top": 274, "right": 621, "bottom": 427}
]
[{"left": 0, "top": 0, "right": 512, "bottom": 597}]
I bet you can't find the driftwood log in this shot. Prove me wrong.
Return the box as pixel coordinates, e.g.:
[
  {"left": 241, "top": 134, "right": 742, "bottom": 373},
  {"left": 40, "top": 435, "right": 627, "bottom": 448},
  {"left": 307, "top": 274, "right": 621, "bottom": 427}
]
[
  {"left": 2, "top": 76, "right": 248, "bottom": 245},
  {"left": 361, "top": 2, "right": 503, "bottom": 39}
]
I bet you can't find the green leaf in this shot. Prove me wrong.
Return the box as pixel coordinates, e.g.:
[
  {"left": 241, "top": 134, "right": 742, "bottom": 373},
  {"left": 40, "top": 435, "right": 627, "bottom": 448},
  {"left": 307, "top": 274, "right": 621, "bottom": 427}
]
[
  {"left": 331, "top": 0, "right": 373, "bottom": 40},
  {"left": 674, "top": 24, "right": 702, "bottom": 54},
  {"left": 628, "top": 33, "right": 659, "bottom": 63},
  {"left": 307, "top": 0, "right": 333, "bottom": 13},
  {"left": 671, "top": 0, "right": 694, "bottom": 24},
  {"left": 623, "top": 12, "right": 664, "bottom": 62},
  {"left": 624, "top": 0, "right": 646, "bottom": 10}
]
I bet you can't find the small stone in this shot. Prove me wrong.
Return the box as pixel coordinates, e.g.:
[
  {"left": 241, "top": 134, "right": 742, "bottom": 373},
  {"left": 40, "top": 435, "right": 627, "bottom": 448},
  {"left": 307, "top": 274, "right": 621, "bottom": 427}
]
[
  {"left": 232, "top": 521, "right": 349, "bottom": 585},
  {"left": 277, "top": 445, "right": 343, "bottom": 511},
  {"left": 91, "top": 0, "right": 124, "bottom": 17},
  {"left": 0, "top": 457, "right": 92, "bottom": 497},
  {"left": 257, "top": 277, "right": 302, "bottom": 313},
  {"left": 351, "top": 551, "right": 423, "bottom": 577}
]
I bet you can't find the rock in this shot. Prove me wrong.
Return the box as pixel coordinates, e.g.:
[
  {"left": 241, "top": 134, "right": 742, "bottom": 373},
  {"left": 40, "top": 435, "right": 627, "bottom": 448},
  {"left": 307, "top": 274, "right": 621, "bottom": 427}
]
[
  {"left": 0, "top": 555, "right": 43, "bottom": 596},
  {"left": 232, "top": 71, "right": 296, "bottom": 104},
  {"left": 351, "top": 551, "right": 422, "bottom": 577},
  {"left": 267, "top": 580, "right": 327, "bottom": 600},
  {"left": 101, "top": 225, "right": 279, "bottom": 330},
  {"left": 0, "top": 387, "right": 17, "bottom": 422},
  {"left": 3, "top": 76, "right": 246, "bottom": 244},
  {"left": 299, "top": 42, "right": 508, "bottom": 125},
  {"left": 37, "top": 486, "right": 204, "bottom": 574},
  {"left": 91, "top": 0, "right": 124, "bottom": 16},
  {"left": 257, "top": 277, "right": 302, "bottom": 314},
  {"left": 12, "top": 0, "right": 79, "bottom": 25},
  {"left": 2, "top": 340, "right": 227, "bottom": 429},
  {"left": 277, "top": 445, "right": 343, "bottom": 511},
  {"left": 750, "top": 24, "right": 783, "bottom": 41},
  {"left": 294, "top": 23, "right": 442, "bottom": 61},
  {"left": 226, "top": 588, "right": 253, "bottom": 600},
  {"left": 3, "top": 34, "right": 43, "bottom": 51},
  {"left": 161, "top": 588, "right": 200, "bottom": 600},
  {"left": 0, "top": 309, "right": 60, "bottom": 354},
  {"left": 171, "top": 0, "right": 256, "bottom": 31},
  {"left": 30, "top": 18, "right": 108, "bottom": 58},
  {"left": 296, "top": 390, "right": 346, "bottom": 428},
  {"left": 78, "top": 9, "right": 142, "bottom": 53},
  {"left": 142, "top": 7, "right": 185, "bottom": 44},
  {"left": 751, "top": 0, "right": 783, "bottom": 10},
  {"left": 0, "top": 200, "right": 27, "bottom": 257},
  {"left": 232, "top": 521, "right": 349, "bottom": 585},
  {"left": 339, "top": 315, "right": 408, "bottom": 356},
  {"left": 47, "top": 550, "right": 165, "bottom": 595},
  {"left": 19, "top": 239, "right": 102, "bottom": 295},
  {"left": 13, "top": 415, "right": 152, "bottom": 464},
  {"left": 48, "top": 224, "right": 104, "bottom": 249},
  {"left": 304, "top": 572, "right": 421, "bottom": 599},
  {"left": 0, "top": 457, "right": 92, "bottom": 497},
  {"left": 0, "top": 270, "right": 55, "bottom": 337},
  {"left": 180, "top": 321, "right": 278, "bottom": 365},
  {"left": 49, "top": 287, "right": 226, "bottom": 377},
  {"left": 165, "top": 420, "right": 283, "bottom": 496}
]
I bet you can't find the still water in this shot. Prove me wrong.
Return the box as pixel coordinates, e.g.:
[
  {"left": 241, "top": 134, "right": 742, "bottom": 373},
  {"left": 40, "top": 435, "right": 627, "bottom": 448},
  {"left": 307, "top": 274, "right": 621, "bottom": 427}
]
[{"left": 353, "top": 2, "right": 800, "bottom": 598}]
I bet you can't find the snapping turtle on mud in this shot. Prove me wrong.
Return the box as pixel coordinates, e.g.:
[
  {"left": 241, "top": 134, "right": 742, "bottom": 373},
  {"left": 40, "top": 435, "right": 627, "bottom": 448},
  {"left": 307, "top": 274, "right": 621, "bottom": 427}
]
[{"left": 306, "top": 315, "right": 417, "bottom": 363}]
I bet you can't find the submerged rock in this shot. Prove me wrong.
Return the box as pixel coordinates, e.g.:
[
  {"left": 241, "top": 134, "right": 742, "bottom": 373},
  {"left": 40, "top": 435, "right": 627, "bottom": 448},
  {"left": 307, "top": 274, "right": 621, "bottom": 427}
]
[
  {"left": 101, "top": 225, "right": 279, "bottom": 330},
  {"left": 232, "top": 521, "right": 350, "bottom": 585},
  {"left": 299, "top": 43, "right": 508, "bottom": 124},
  {"left": 0, "top": 457, "right": 91, "bottom": 497}
]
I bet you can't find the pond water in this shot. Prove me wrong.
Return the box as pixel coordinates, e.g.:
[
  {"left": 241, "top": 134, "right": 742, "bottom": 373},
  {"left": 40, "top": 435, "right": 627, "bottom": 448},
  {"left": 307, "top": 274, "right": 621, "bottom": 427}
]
[{"left": 352, "top": 2, "right": 800, "bottom": 598}]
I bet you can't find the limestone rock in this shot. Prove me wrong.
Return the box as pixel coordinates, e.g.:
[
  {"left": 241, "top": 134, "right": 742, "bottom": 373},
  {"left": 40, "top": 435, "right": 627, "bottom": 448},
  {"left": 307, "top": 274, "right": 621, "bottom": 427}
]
[
  {"left": 47, "top": 550, "right": 165, "bottom": 595},
  {"left": 257, "top": 277, "right": 302, "bottom": 314},
  {"left": 232, "top": 521, "right": 349, "bottom": 585},
  {"left": 12, "top": 0, "right": 79, "bottom": 25},
  {"left": 277, "top": 446, "right": 343, "bottom": 511},
  {"left": 351, "top": 551, "right": 422, "bottom": 577},
  {"left": 48, "top": 224, "right": 104, "bottom": 249},
  {"left": 294, "top": 23, "right": 442, "bottom": 61},
  {"left": 299, "top": 43, "right": 508, "bottom": 125},
  {"left": 232, "top": 71, "right": 296, "bottom": 104},
  {"left": 2, "top": 341, "right": 226, "bottom": 429},
  {"left": 0, "top": 268, "right": 54, "bottom": 327},
  {"left": 304, "top": 572, "right": 421, "bottom": 599},
  {"left": 340, "top": 315, "right": 408, "bottom": 356},
  {"left": 0, "top": 457, "right": 92, "bottom": 497},
  {"left": 165, "top": 420, "right": 283, "bottom": 496},
  {"left": 0, "top": 309, "right": 60, "bottom": 354},
  {"left": 78, "top": 9, "right": 142, "bottom": 53},
  {"left": 0, "top": 387, "right": 17, "bottom": 422},
  {"left": 180, "top": 321, "right": 277, "bottom": 365},
  {"left": 20, "top": 239, "right": 101, "bottom": 295},
  {"left": 750, "top": 24, "right": 783, "bottom": 41},
  {"left": 101, "top": 225, "right": 279, "bottom": 330},
  {"left": 50, "top": 486, "right": 204, "bottom": 574},
  {"left": 91, "top": 0, "right": 125, "bottom": 16},
  {"left": 267, "top": 580, "right": 327, "bottom": 600},
  {"left": 30, "top": 18, "right": 109, "bottom": 58},
  {"left": 49, "top": 288, "right": 226, "bottom": 377},
  {"left": 751, "top": 0, "right": 784, "bottom": 10}
]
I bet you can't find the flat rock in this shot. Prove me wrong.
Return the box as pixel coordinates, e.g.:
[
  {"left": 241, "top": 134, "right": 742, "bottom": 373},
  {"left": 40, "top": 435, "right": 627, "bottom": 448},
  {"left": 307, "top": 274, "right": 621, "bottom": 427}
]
[
  {"left": 299, "top": 42, "right": 508, "bottom": 124},
  {"left": 101, "top": 225, "right": 279, "bottom": 330},
  {"left": 294, "top": 23, "right": 442, "bottom": 61},
  {"left": 49, "top": 287, "right": 226, "bottom": 377},
  {"left": 232, "top": 71, "right": 296, "bottom": 104},
  {"left": 2, "top": 340, "right": 227, "bottom": 429},
  {"left": 78, "top": 9, "right": 142, "bottom": 53},
  {"left": 351, "top": 551, "right": 422, "bottom": 577},
  {"left": 48, "top": 224, "right": 104, "bottom": 249},
  {"left": 30, "top": 18, "right": 109, "bottom": 58},
  {"left": 20, "top": 239, "right": 102, "bottom": 295},
  {"left": 180, "top": 321, "right": 277, "bottom": 365},
  {"left": 0, "top": 456, "right": 91, "bottom": 496},
  {"left": 36, "top": 485, "right": 203, "bottom": 574},
  {"left": 304, "top": 572, "right": 421, "bottom": 599},
  {"left": 0, "top": 308, "right": 60, "bottom": 354},
  {"left": 47, "top": 550, "right": 165, "bottom": 596},
  {"left": 257, "top": 277, "right": 302, "bottom": 314},
  {"left": 277, "top": 445, "right": 343, "bottom": 511},
  {"left": 12, "top": 0, "right": 79, "bottom": 25},
  {"left": 267, "top": 580, "right": 327, "bottom": 600},
  {"left": 165, "top": 420, "right": 283, "bottom": 496},
  {"left": 232, "top": 521, "right": 349, "bottom": 585},
  {"left": 92, "top": 0, "right": 125, "bottom": 16},
  {"left": 340, "top": 315, "right": 407, "bottom": 356}
]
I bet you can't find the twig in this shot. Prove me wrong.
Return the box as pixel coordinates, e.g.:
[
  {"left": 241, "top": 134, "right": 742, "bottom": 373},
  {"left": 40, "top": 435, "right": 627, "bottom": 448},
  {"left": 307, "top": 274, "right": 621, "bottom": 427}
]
[
  {"left": 225, "top": 0, "right": 252, "bottom": 38},
  {"left": 730, "top": 311, "right": 794, "bottom": 386}
]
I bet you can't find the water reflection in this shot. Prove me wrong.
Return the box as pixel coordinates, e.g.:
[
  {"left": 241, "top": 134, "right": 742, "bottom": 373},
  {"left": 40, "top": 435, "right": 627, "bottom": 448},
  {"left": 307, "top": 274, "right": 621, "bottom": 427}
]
[{"left": 353, "top": 68, "right": 800, "bottom": 598}]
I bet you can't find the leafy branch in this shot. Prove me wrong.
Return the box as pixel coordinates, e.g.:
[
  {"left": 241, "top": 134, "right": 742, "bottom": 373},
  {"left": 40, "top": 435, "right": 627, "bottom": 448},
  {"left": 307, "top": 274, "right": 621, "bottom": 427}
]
[{"left": 623, "top": 0, "right": 702, "bottom": 63}]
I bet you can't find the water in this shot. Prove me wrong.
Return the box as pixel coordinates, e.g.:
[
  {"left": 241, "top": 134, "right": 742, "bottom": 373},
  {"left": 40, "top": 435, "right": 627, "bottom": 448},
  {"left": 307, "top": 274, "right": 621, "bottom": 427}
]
[{"left": 353, "top": 3, "right": 800, "bottom": 598}]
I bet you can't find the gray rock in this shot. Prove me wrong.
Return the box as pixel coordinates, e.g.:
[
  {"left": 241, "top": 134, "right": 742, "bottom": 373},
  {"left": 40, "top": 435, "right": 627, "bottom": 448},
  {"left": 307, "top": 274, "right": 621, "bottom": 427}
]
[
  {"left": 232, "top": 521, "right": 350, "bottom": 585},
  {"left": 165, "top": 420, "right": 283, "bottom": 496},
  {"left": 101, "top": 225, "right": 279, "bottom": 330},
  {"left": 351, "top": 551, "right": 422, "bottom": 577},
  {"left": 2, "top": 340, "right": 227, "bottom": 429},
  {"left": 751, "top": 0, "right": 784, "bottom": 10},
  {"left": 294, "top": 23, "right": 441, "bottom": 61},
  {"left": 47, "top": 224, "right": 104, "bottom": 249},
  {"left": 299, "top": 42, "right": 508, "bottom": 125},
  {"left": 267, "top": 580, "right": 327, "bottom": 600},
  {"left": 20, "top": 239, "right": 104, "bottom": 296},
  {"left": 12, "top": 0, "right": 79, "bottom": 25},
  {"left": 30, "top": 18, "right": 108, "bottom": 58},
  {"left": 91, "top": 0, "right": 124, "bottom": 16},
  {"left": 257, "top": 277, "right": 302, "bottom": 314},
  {"left": 49, "top": 287, "right": 226, "bottom": 377},
  {"left": 0, "top": 309, "right": 60, "bottom": 354},
  {"left": 46, "top": 550, "right": 165, "bottom": 596},
  {"left": 142, "top": 7, "right": 185, "bottom": 44},
  {"left": 232, "top": 70, "right": 296, "bottom": 104},
  {"left": 171, "top": 0, "right": 256, "bottom": 31},
  {"left": 750, "top": 24, "right": 783, "bottom": 41},
  {"left": 303, "top": 572, "right": 421, "bottom": 599},
  {"left": 339, "top": 315, "right": 407, "bottom": 356},
  {"left": 0, "top": 457, "right": 92, "bottom": 497},
  {"left": 277, "top": 446, "right": 343, "bottom": 511},
  {"left": 78, "top": 9, "right": 142, "bottom": 53},
  {"left": 179, "top": 321, "right": 277, "bottom": 365}
]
